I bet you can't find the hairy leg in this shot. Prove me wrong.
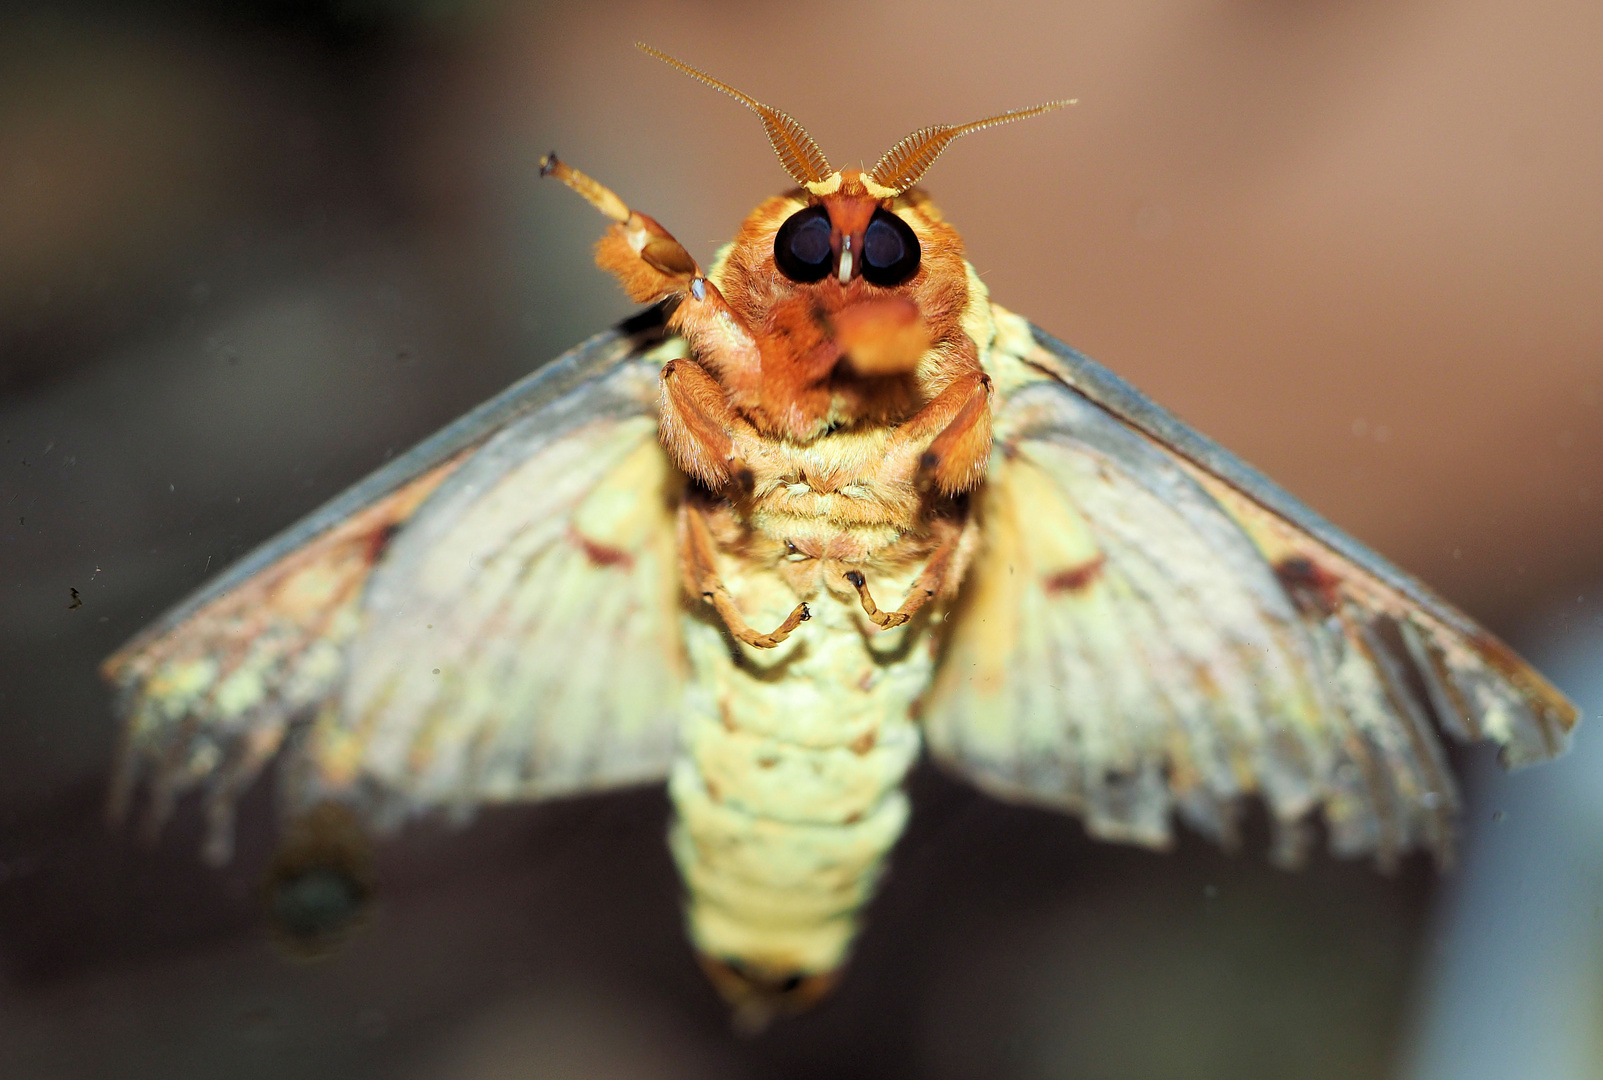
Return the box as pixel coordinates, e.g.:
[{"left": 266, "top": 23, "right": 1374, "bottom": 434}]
[
  {"left": 679, "top": 500, "right": 810, "bottom": 649},
  {"left": 540, "top": 154, "right": 700, "bottom": 302},
  {"left": 882, "top": 368, "right": 994, "bottom": 495},
  {"left": 843, "top": 514, "right": 978, "bottom": 629},
  {"left": 659, "top": 357, "right": 759, "bottom": 492},
  {"left": 542, "top": 154, "right": 777, "bottom": 498}
]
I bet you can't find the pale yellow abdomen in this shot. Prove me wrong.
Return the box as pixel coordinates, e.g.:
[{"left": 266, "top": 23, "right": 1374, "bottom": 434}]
[{"left": 669, "top": 564, "right": 934, "bottom": 979}]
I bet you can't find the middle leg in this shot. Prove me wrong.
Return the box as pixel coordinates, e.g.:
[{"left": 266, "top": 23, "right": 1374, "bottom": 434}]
[{"left": 882, "top": 366, "right": 995, "bottom": 496}]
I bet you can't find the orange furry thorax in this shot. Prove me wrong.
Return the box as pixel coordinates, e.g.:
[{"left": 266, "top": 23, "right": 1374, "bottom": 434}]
[{"left": 548, "top": 72, "right": 1011, "bottom": 653}]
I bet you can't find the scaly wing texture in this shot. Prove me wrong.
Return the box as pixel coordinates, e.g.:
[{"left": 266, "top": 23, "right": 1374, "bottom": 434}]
[
  {"left": 927, "top": 332, "right": 1575, "bottom": 867},
  {"left": 105, "top": 460, "right": 462, "bottom": 863},
  {"left": 105, "top": 329, "right": 684, "bottom": 862},
  {"left": 315, "top": 361, "right": 683, "bottom": 823}
]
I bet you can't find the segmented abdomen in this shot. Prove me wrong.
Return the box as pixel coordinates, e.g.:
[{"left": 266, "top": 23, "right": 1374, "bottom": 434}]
[{"left": 669, "top": 576, "right": 934, "bottom": 980}]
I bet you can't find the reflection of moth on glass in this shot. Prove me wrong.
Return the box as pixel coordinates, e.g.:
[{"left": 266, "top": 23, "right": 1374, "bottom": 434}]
[{"left": 103, "top": 44, "right": 1577, "bottom": 1029}]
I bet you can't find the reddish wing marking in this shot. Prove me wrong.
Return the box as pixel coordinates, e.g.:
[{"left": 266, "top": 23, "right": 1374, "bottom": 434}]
[
  {"left": 1044, "top": 553, "right": 1107, "bottom": 595},
  {"left": 568, "top": 525, "right": 635, "bottom": 570}
]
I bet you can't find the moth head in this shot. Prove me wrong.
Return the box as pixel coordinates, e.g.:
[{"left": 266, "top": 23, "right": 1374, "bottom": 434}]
[
  {"left": 640, "top": 45, "right": 1073, "bottom": 435},
  {"left": 712, "top": 183, "right": 966, "bottom": 436},
  {"left": 642, "top": 44, "right": 1070, "bottom": 290}
]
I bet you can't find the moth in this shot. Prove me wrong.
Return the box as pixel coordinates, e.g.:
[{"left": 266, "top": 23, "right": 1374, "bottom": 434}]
[{"left": 104, "top": 45, "right": 1577, "bottom": 1028}]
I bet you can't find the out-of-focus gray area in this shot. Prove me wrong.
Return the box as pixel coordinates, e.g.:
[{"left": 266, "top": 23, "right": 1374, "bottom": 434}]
[
  {"left": 1, "top": 1, "right": 1599, "bottom": 1077},
  {"left": 1404, "top": 608, "right": 1603, "bottom": 1080}
]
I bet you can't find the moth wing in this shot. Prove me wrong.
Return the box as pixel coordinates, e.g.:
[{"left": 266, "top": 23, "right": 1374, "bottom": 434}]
[
  {"left": 318, "top": 360, "right": 682, "bottom": 823},
  {"left": 925, "top": 314, "right": 1576, "bottom": 866},
  {"left": 104, "top": 315, "right": 683, "bottom": 862}
]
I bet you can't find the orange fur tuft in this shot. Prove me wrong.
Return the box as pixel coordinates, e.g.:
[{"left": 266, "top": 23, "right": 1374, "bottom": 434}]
[
  {"left": 830, "top": 297, "right": 930, "bottom": 377},
  {"left": 596, "top": 224, "right": 692, "bottom": 304}
]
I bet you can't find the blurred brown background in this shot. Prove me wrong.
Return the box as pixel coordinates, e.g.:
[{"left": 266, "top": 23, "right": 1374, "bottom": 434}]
[{"left": 1, "top": 1, "right": 1599, "bottom": 1078}]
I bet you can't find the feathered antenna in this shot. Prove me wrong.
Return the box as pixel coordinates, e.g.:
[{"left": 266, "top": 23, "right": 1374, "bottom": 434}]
[
  {"left": 637, "top": 44, "right": 833, "bottom": 186},
  {"left": 866, "top": 100, "right": 1076, "bottom": 195}
]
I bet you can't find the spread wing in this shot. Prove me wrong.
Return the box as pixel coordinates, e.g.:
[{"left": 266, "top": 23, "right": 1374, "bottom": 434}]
[
  {"left": 104, "top": 313, "right": 686, "bottom": 863},
  {"left": 925, "top": 312, "right": 1577, "bottom": 867}
]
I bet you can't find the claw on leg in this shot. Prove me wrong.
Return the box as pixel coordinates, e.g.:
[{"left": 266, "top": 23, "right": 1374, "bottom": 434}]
[
  {"left": 706, "top": 593, "right": 811, "bottom": 648},
  {"left": 844, "top": 571, "right": 911, "bottom": 629},
  {"left": 843, "top": 518, "right": 976, "bottom": 632},
  {"left": 681, "top": 500, "right": 809, "bottom": 650}
]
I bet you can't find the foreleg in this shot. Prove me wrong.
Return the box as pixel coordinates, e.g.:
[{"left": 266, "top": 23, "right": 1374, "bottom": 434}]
[
  {"left": 543, "top": 154, "right": 769, "bottom": 493},
  {"left": 541, "top": 154, "right": 700, "bottom": 302},
  {"left": 660, "top": 354, "right": 767, "bottom": 494}
]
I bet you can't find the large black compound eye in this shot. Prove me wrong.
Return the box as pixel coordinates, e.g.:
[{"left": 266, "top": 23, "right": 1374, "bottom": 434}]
[
  {"left": 773, "top": 205, "right": 833, "bottom": 283},
  {"left": 861, "top": 209, "right": 920, "bottom": 286}
]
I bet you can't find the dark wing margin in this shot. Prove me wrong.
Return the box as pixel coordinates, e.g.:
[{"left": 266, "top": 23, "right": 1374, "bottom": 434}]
[
  {"left": 103, "top": 307, "right": 674, "bottom": 862},
  {"left": 926, "top": 320, "right": 1576, "bottom": 869},
  {"left": 1024, "top": 324, "right": 1575, "bottom": 763}
]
